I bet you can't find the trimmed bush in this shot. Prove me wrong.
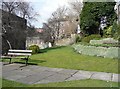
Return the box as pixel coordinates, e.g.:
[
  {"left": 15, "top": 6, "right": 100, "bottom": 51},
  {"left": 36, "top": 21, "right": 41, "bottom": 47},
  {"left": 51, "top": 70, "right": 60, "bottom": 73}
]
[
  {"left": 104, "top": 26, "right": 113, "bottom": 36},
  {"left": 28, "top": 45, "right": 40, "bottom": 54},
  {"left": 82, "top": 34, "right": 101, "bottom": 43},
  {"left": 75, "top": 35, "right": 82, "bottom": 43}
]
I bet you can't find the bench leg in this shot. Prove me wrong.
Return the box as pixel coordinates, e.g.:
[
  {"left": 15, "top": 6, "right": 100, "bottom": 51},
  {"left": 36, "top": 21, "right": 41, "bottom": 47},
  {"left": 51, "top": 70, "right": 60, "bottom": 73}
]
[
  {"left": 9, "top": 58, "right": 12, "bottom": 64},
  {"left": 25, "top": 58, "right": 28, "bottom": 66},
  {"left": 2, "top": 59, "right": 3, "bottom": 62}
]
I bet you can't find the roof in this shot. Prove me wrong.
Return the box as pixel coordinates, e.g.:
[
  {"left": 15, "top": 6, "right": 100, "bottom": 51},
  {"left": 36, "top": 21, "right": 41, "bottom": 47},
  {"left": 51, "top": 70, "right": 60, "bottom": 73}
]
[{"left": 36, "top": 28, "right": 44, "bottom": 33}]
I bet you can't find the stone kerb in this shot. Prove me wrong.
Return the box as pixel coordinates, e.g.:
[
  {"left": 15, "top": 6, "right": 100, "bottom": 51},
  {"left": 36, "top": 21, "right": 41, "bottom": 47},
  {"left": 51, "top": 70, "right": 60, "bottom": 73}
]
[
  {"left": 73, "top": 44, "right": 119, "bottom": 59},
  {"left": 90, "top": 38, "right": 118, "bottom": 45}
]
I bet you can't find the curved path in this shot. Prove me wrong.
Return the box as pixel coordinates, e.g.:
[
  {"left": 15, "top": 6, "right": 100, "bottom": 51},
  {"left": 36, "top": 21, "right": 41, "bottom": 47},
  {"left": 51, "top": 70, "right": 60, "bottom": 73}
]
[{"left": 1, "top": 62, "right": 120, "bottom": 84}]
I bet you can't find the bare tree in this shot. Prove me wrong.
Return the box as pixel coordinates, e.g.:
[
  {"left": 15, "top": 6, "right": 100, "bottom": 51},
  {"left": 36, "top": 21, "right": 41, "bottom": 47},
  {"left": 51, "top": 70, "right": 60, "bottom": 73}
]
[
  {"left": 67, "top": 0, "right": 83, "bottom": 35},
  {"left": 51, "top": 6, "right": 67, "bottom": 20},
  {"left": 42, "top": 20, "right": 58, "bottom": 46},
  {"left": 2, "top": 0, "right": 39, "bottom": 27},
  {"left": 44, "top": 4, "right": 83, "bottom": 46},
  {"left": 68, "top": 0, "right": 83, "bottom": 27},
  {"left": 48, "top": 6, "right": 68, "bottom": 40},
  {"left": 16, "top": 2, "right": 39, "bottom": 21},
  {"left": 45, "top": 6, "right": 79, "bottom": 45},
  {"left": 17, "top": 2, "right": 31, "bottom": 18},
  {"left": 2, "top": 0, "right": 22, "bottom": 14},
  {"left": 68, "top": 0, "right": 83, "bottom": 15},
  {"left": 42, "top": 23, "right": 52, "bottom": 42}
]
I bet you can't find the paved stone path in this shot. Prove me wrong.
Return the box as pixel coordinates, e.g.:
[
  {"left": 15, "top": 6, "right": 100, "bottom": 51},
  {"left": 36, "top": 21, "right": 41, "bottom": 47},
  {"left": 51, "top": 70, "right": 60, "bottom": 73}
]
[{"left": 2, "top": 62, "right": 120, "bottom": 84}]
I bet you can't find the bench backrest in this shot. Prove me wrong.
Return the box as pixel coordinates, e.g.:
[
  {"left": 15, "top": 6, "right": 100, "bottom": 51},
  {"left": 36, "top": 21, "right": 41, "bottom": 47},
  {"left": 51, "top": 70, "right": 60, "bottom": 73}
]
[{"left": 8, "top": 50, "right": 32, "bottom": 56}]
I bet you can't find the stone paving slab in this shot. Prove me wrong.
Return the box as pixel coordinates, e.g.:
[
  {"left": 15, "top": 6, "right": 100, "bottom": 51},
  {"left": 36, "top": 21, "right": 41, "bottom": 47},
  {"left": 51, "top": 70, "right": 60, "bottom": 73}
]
[
  {"left": 2, "top": 63, "right": 22, "bottom": 73},
  {"left": 15, "top": 71, "right": 56, "bottom": 84},
  {"left": 91, "top": 72, "right": 112, "bottom": 81},
  {"left": 45, "top": 68, "right": 64, "bottom": 72},
  {"left": 5, "top": 75, "right": 27, "bottom": 81},
  {"left": 56, "top": 69, "right": 78, "bottom": 75},
  {"left": 3, "top": 70, "right": 18, "bottom": 77},
  {"left": 112, "top": 74, "right": 120, "bottom": 82},
  {"left": 21, "top": 65, "right": 42, "bottom": 70},
  {"left": 35, "top": 73, "right": 71, "bottom": 84},
  {"left": 3, "top": 67, "right": 37, "bottom": 77},
  {"left": 21, "top": 65, "right": 63, "bottom": 73},
  {"left": 66, "top": 70, "right": 94, "bottom": 81},
  {"left": 1, "top": 62, "right": 119, "bottom": 84}
]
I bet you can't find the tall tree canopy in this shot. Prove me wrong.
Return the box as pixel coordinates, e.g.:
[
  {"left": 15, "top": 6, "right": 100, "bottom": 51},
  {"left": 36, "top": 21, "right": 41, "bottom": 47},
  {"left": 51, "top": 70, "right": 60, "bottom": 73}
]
[{"left": 80, "top": 2, "right": 117, "bottom": 35}]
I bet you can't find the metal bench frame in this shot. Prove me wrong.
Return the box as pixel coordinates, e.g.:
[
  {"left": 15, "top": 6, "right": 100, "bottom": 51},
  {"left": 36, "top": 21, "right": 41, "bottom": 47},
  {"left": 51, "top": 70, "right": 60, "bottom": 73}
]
[{"left": 1, "top": 49, "right": 32, "bottom": 65}]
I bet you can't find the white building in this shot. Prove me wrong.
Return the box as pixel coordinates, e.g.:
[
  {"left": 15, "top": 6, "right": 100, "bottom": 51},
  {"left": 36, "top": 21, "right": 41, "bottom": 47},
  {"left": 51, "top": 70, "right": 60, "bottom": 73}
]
[
  {"left": 26, "top": 37, "right": 47, "bottom": 49},
  {"left": 114, "top": 1, "right": 120, "bottom": 24}
]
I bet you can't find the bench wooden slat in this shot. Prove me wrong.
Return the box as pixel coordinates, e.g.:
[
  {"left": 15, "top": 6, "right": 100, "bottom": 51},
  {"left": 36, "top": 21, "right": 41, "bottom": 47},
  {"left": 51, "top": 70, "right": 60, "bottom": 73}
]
[
  {"left": 9, "top": 50, "right": 32, "bottom": 52},
  {"left": 2, "top": 49, "right": 32, "bottom": 65},
  {"left": 8, "top": 53, "right": 31, "bottom": 56},
  {"left": 1, "top": 56, "right": 12, "bottom": 59},
  {"left": 1, "top": 56, "right": 25, "bottom": 59}
]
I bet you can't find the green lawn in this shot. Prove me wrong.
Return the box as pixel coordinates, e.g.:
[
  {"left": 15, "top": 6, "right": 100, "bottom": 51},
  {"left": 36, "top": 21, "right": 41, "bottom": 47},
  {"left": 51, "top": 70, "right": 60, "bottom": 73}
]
[
  {"left": 31, "top": 46, "right": 119, "bottom": 73},
  {"left": 2, "top": 78, "right": 28, "bottom": 87},
  {"left": 2, "top": 46, "right": 119, "bottom": 73},
  {"left": 2, "top": 78, "right": 119, "bottom": 87}
]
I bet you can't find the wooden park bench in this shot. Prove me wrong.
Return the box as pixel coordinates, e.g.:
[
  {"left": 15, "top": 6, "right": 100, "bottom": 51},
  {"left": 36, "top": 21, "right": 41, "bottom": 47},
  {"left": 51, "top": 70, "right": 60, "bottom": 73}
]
[{"left": 1, "top": 49, "right": 32, "bottom": 66}]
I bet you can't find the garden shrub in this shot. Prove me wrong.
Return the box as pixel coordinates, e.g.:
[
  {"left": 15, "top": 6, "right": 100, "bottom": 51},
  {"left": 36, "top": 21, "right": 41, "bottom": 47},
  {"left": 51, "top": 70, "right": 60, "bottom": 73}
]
[
  {"left": 75, "top": 35, "right": 82, "bottom": 43},
  {"left": 104, "top": 26, "right": 113, "bottom": 37},
  {"left": 82, "top": 34, "right": 101, "bottom": 43},
  {"left": 104, "top": 21, "right": 120, "bottom": 40},
  {"left": 114, "top": 24, "right": 120, "bottom": 40},
  {"left": 80, "top": 2, "right": 116, "bottom": 35},
  {"left": 28, "top": 45, "right": 40, "bottom": 54}
]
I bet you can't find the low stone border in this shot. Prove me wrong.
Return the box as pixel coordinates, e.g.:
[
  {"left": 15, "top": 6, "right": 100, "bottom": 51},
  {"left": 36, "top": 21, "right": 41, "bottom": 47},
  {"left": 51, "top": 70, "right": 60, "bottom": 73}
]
[{"left": 73, "top": 44, "right": 120, "bottom": 59}]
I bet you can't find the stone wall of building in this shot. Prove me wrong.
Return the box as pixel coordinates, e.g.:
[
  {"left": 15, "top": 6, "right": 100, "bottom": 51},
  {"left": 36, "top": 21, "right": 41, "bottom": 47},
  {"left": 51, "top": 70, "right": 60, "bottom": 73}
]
[
  {"left": 2, "top": 10, "right": 27, "bottom": 54},
  {"left": 26, "top": 37, "right": 49, "bottom": 49}
]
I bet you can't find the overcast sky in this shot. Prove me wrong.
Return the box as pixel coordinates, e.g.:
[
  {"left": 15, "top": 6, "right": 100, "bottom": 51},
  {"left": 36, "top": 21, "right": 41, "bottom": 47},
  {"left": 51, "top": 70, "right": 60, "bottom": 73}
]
[
  {"left": 30, "top": 0, "right": 70, "bottom": 28},
  {"left": 26, "top": 0, "right": 119, "bottom": 28}
]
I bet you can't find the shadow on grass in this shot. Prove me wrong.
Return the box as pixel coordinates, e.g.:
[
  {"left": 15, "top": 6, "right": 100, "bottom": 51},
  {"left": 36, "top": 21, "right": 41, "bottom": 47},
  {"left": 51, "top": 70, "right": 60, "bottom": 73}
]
[
  {"left": 13, "top": 59, "right": 46, "bottom": 65},
  {"left": 39, "top": 46, "right": 66, "bottom": 53},
  {"left": 2, "top": 58, "right": 47, "bottom": 66},
  {"left": 14, "top": 62, "right": 37, "bottom": 65}
]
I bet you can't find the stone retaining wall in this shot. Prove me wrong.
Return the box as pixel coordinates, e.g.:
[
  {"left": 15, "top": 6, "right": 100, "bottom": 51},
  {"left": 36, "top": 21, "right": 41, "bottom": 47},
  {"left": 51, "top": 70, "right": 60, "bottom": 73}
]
[
  {"left": 73, "top": 44, "right": 120, "bottom": 59},
  {"left": 90, "top": 38, "right": 118, "bottom": 45}
]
